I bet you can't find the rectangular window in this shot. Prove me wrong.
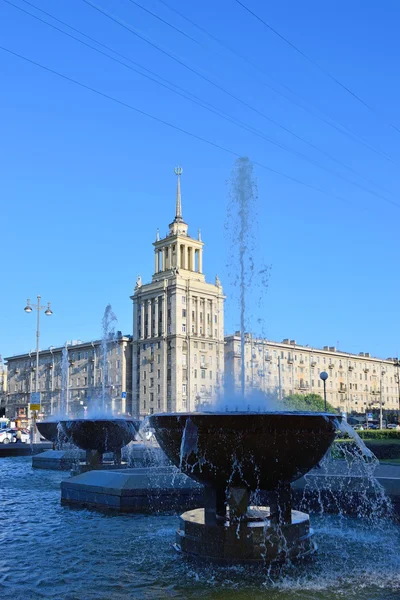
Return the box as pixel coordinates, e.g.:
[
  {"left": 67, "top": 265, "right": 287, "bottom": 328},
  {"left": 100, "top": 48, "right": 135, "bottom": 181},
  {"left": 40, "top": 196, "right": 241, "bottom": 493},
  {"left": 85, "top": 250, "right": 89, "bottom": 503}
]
[
  {"left": 150, "top": 393, "right": 154, "bottom": 402},
  {"left": 209, "top": 371, "right": 212, "bottom": 379},
  {"left": 194, "top": 369, "right": 197, "bottom": 378},
  {"left": 157, "top": 369, "right": 160, "bottom": 379},
  {"left": 201, "top": 370, "right": 206, "bottom": 379},
  {"left": 143, "top": 386, "right": 146, "bottom": 394},
  {"left": 143, "top": 371, "right": 147, "bottom": 380},
  {"left": 194, "top": 342, "right": 198, "bottom": 349},
  {"left": 182, "top": 354, "right": 187, "bottom": 366},
  {"left": 182, "top": 309, "right": 186, "bottom": 317},
  {"left": 150, "top": 378, "right": 154, "bottom": 387},
  {"left": 182, "top": 383, "right": 187, "bottom": 395},
  {"left": 182, "top": 296, "right": 186, "bottom": 304},
  {"left": 182, "top": 324, "right": 186, "bottom": 333},
  {"left": 201, "top": 343, "right": 205, "bottom": 349},
  {"left": 157, "top": 354, "right": 161, "bottom": 364},
  {"left": 209, "top": 343, "right": 213, "bottom": 350}
]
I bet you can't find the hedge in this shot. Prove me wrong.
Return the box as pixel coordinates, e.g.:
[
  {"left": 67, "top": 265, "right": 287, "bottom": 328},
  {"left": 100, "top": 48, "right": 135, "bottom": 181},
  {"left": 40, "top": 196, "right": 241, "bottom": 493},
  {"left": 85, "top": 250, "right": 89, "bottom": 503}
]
[
  {"left": 357, "top": 430, "right": 400, "bottom": 440},
  {"left": 334, "top": 438, "right": 400, "bottom": 460}
]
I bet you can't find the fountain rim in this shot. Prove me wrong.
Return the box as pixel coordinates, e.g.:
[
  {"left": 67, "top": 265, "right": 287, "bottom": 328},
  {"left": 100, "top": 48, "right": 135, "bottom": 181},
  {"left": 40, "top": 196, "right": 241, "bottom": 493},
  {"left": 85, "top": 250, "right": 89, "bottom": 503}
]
[
  {"left": 150, "top": 411, "right": 341, "bottom": 418},
  {"left": 58, "top": 418, "right": 138, "bottom": 423}
]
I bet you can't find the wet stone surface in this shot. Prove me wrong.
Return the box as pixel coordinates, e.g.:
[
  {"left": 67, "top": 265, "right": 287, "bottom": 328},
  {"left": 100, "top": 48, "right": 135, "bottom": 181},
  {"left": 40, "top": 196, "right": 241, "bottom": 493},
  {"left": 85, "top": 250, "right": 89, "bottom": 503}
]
[{"left": 1, "top": 457, "right": 400, "bottom": 600}]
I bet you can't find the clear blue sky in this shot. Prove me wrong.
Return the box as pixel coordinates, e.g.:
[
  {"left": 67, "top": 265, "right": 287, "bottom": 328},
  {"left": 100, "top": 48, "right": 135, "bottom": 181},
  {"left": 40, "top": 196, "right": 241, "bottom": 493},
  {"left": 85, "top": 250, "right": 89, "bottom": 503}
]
[{"left": 1, "top": 0, "right": 400, "bottom": 360}]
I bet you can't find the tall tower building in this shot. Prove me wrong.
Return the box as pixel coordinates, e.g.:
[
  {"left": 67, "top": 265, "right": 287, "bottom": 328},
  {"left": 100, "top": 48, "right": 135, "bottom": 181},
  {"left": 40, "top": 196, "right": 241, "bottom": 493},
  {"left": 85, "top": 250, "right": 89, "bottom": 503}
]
[{"left": 131, "top": 168, "right": 225, "bottom": 417}]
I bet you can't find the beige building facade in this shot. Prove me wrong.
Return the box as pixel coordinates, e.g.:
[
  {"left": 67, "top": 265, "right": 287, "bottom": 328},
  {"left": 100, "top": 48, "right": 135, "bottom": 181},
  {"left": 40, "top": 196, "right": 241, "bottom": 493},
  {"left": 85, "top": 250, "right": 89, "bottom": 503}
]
[
  {"left": 131, "top": 168, "right": 225, "bottom": 418},
  {"left": 4, "top": 335, "right": 132, "bottom": 421},
  {"left": 225, "top": 334, "right": 400, "bottom": 414}
]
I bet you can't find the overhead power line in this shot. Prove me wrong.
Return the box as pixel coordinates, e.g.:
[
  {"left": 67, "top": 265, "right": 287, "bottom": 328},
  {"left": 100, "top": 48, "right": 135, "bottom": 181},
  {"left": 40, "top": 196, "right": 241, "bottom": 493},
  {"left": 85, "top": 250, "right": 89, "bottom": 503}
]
[
  {"left": 0, "top": 42, "right": 370, "bottom": 210},
  {"left": 234, "top": 0, "right": 400, "bottom": 135},
  {"left": 77, "top": 0, "right": 400, "bottom": 205},
  {"left": 155, "top": 0, "right": 394, "bottom": 163},
  {"left": 9, "top": 0, "right": 397, "bottom": 202}
]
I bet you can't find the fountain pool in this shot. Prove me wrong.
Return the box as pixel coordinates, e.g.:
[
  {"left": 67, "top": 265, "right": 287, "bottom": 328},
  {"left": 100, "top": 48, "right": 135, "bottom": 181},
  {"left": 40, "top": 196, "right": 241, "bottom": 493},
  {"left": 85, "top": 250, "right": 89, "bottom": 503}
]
[{"left": 1, "top": 457, "right": 399, "bottom": 600}]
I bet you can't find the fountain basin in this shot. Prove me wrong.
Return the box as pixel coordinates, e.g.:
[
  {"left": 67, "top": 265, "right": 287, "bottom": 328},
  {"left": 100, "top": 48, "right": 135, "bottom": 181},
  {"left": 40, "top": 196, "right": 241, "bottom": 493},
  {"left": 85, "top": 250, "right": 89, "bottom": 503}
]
[
  {"left": 149, "top": 412, "right": 340, "bottom": 492},
  {"left": 59, "top": 419, "right": 139, "bottom": 453},
  {"left": 36, "top": 420, "right": 67, "bottom": 445}
]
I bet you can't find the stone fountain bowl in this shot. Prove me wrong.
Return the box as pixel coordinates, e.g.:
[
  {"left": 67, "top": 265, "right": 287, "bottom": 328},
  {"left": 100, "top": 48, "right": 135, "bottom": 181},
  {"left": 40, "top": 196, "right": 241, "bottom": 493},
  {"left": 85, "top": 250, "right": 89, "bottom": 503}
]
[
  {"left": 59, "top": 419, "right": 139, "bottom": 453},
  {"left": 149, "top": 412, "right": 340, "bottom": 492},
  {"left": 36, "top": 420, "right": 66, "bottom": 444}
]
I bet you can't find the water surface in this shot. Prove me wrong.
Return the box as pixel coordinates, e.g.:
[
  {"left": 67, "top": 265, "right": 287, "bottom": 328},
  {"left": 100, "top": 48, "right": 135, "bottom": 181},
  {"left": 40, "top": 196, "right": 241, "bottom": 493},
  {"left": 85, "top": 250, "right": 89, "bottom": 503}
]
[{"left": 1, "top": 457, "right": 399, "bottom": 600}]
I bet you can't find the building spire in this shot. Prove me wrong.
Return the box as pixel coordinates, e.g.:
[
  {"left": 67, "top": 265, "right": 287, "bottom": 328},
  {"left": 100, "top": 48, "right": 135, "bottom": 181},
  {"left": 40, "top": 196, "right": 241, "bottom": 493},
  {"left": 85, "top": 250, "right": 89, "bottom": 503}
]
[{"left": 174, "top": 166, "right": 183, "bottom": 222}]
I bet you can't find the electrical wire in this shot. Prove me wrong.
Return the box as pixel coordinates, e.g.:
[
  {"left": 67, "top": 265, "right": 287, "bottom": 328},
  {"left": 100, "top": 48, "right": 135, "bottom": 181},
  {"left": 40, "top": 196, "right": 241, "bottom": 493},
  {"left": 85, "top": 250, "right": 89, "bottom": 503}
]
[
  {"left": 155, "top": 0, "right": 394, "bottom": 163},
  {"left": 234, "top": 0, "right": 400, "bottom": 135},
  {"left": 8, "top": 0, "right": 397, "bottom": 201},
  {"left": 0, "top": 42, "right": 366, "bottom": 210},
  {"left": 77, "top": 0, "right": 400, "bottom": 205}
]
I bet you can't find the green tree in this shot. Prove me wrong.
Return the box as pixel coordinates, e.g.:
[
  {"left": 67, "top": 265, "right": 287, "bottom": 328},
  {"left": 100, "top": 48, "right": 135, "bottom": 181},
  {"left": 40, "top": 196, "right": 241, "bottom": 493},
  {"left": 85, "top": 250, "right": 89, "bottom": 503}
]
[{"left": 282, "top": 393, "right": 337, "bottom": 413}]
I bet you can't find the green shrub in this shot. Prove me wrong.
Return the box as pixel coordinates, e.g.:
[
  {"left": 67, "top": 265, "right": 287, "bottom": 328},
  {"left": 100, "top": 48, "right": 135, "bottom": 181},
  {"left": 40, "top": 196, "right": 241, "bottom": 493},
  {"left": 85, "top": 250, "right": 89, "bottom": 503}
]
[
  {"left": 333, "top": 438, "right": 400, "bottom": 460},
  {"left": 357, "top": 430, "right": 400, "bottom": 440},
  {"left": 282, "top": 393, "right": 336, "bottom": 413}
]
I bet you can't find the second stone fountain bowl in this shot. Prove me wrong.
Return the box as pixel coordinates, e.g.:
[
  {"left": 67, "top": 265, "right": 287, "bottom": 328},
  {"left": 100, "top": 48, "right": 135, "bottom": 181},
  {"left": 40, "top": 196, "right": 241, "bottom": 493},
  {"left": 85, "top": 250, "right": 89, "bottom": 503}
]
[{"left": 59, "top": 418, "right": 140, "bottom": 453}]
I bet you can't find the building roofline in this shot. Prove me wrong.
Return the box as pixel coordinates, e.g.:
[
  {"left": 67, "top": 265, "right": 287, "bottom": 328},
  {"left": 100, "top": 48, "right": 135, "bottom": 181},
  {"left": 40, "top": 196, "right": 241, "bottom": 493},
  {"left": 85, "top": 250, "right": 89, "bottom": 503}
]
[
  {"left": 4, "top": 335, "right": 133, "bottom": 362},
  {"left": 224, "top": 333, "right": 399, "bottom": 364}
]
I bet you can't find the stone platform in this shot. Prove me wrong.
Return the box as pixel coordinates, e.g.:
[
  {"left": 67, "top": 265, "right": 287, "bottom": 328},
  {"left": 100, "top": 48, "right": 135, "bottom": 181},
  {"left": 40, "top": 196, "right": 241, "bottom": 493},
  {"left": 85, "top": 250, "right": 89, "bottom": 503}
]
[
  {"left": 292, "top": 460, "right": 400, "bottom": 518},
  {"left": 61, "top": 466, "right": 202, "bottom": 513},
  {"left": 176, "top": 507, "right": 315, "bottom": 564},
  {"left": 32, "top": 442, "right": 166, "bottom": 471},
  {"left": 0, "top": 442, "right": 52, "bottom": 457},
  {"left": 32, "top": 449, "right": 85, "bottom": 470}
]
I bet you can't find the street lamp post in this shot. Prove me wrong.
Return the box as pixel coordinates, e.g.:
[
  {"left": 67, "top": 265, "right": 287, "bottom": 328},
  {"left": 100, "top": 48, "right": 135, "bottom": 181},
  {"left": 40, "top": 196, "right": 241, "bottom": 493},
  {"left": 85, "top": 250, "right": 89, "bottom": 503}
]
[
  {"left": 24, "top": 295, "right": 53, "bottom": 440},
  {"left": 380, "top": 369, "right": 385, "bottom": 430},
  {"left": 320, "top": 371, "right": 329, "bottom": 411}
]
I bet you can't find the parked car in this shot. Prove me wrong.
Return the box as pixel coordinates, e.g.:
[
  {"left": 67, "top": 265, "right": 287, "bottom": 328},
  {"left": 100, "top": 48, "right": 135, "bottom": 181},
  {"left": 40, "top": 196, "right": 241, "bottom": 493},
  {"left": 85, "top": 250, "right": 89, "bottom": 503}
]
[
  {"left": 0, "top": 430, "right": 13, "bottom": 444},
  {"left": 6, "top": 428, "right": 30, "bottom": 443},
  {"left": 353, "top": 425, "right": 364, "bottom": 431},
  {"left": 387, "top": 424, "right": 400, "bottom": 430}
]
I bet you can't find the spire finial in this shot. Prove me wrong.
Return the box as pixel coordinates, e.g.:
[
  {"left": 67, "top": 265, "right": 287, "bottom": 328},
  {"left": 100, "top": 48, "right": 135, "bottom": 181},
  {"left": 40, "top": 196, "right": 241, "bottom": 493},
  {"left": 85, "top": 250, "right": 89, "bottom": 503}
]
[
  {"left": 156, "top": 228, "right": 160, "bottom": 241},
  {"left": 174, "top": 165, "right": 183, "bottom": 221},
  {"left": 198, "top": 228, "right": 201, "bottom": 241}
]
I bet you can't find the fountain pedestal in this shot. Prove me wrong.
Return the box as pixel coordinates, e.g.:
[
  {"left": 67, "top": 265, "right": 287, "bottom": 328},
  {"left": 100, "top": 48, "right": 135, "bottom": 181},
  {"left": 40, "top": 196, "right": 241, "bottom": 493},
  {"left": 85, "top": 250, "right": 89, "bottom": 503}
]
[
  {"left": 177, "top": 506, "right": 314, "bottom": 564},
  {"left": 179, "top": 483, "right": 314, "bottom": 563}
]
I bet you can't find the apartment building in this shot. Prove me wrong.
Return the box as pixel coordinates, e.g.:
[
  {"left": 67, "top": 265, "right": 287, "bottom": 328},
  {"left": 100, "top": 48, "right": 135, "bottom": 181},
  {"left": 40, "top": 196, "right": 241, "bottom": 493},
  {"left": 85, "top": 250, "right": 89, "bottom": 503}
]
[
  {"left": 4, "top": 334, "right": 132, "bottom": 422},
  {"left": 225, "top": 334, "right": 400, "bottom": 413},
  {"left": 131, "top": 168, "right": 225, "bottom": 417}
]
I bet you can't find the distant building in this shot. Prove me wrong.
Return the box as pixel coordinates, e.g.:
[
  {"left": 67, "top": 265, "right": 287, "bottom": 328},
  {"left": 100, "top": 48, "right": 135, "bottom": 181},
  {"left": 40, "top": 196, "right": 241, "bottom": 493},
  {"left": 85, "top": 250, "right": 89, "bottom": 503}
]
[
  {"left": 225, "top": 333, "right": 400, "bottom": 414},
  {"left": 131, "top": 168, "right": 225, "bottom": 417},
  {"left": 4, "top": 334, "right": 132, "bottom": 423}
]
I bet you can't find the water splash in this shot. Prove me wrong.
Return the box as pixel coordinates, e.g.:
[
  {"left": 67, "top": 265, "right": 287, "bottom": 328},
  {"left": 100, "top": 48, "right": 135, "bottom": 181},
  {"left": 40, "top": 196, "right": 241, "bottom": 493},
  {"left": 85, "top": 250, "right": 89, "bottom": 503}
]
[
  {"left": 100, "top": 304, "right": 117, "bottom": 413},
  {"left": 60, "top": 343, "right": 69, "bottom": 416},
  {"left": 225, "top": 157, "right": 270, "bottom": 400}
]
